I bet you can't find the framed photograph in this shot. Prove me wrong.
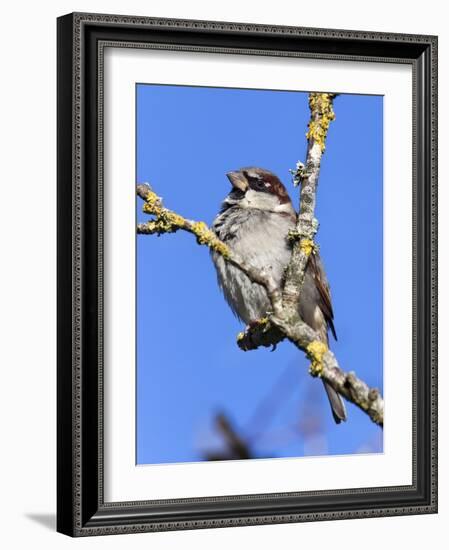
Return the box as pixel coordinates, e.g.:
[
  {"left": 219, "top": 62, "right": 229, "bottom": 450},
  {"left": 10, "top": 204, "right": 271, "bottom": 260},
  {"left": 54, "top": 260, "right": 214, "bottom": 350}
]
[{"left": 57, "top": 12, "right": 437, "bottom": 536}]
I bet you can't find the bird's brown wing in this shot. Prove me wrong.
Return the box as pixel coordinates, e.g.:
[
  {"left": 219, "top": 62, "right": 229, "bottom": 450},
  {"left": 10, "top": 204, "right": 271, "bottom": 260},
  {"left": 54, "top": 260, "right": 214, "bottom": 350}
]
[
  {"left": 308, "top": 253, "right": 346, "bottom": 422},
  {"left": 309, "top": 253, "right": 337, "bottom": 341}
]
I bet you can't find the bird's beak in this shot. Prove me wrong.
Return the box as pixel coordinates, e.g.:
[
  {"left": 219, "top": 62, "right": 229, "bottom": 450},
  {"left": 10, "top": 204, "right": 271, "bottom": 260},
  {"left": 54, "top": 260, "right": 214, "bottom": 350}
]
[{"left": 226, "top": 171, "right": 248, "bottom": 192}]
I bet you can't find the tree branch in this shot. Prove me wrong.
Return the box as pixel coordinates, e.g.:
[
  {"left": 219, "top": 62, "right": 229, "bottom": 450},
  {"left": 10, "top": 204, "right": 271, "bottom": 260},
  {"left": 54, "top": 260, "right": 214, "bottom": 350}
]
[
  {"left": 282, "top": 93, "right": 336, "bottom": 312},
  {"left": 136, "top": 92, "right": 384, "bottom": 427}
]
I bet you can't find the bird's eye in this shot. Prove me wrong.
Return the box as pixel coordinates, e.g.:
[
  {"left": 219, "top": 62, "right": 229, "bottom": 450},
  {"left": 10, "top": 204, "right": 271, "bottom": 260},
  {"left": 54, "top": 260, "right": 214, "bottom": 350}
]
[
  {"left": 243, "top": 170, "right": 270, "bottom": 192},
  {"left": 253, "top": 179, "right": 266, "bottom": 190},
  {"left": 246, "top": 175, "right": 266, "bottom": 189}
]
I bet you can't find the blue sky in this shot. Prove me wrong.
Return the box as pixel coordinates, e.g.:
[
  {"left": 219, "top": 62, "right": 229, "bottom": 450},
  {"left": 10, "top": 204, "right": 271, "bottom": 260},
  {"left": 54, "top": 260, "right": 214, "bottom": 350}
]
[{"left": 136, "top": 84, "right": 383, "bottom": 465}]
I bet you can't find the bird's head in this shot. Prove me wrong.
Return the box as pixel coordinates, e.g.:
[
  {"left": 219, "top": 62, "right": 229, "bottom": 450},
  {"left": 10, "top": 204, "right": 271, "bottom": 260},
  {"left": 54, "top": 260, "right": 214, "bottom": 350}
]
[{"left": 223, "top": 167, "right": 295, "bottom": 216}]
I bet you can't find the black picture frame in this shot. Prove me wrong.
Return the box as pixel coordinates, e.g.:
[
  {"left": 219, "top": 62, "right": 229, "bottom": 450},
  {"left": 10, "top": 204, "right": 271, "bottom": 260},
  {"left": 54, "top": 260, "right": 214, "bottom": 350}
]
[{"left": 57, "top": 12, "right": 438, "bottom": 537}]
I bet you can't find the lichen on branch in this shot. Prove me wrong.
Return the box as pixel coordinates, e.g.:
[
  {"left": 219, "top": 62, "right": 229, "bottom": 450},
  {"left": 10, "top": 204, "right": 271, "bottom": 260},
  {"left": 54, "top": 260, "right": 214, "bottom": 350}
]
[
  {"left": 137, "top": 184, "right": 229, "bottom": 257},
  {"left": 282, "top": 92, "right": 337, "bottom": 312},
  {"left": 306, "top": 93, "right": 336, "bottom": 151},
  {"left": 306, "top": 340, "right": 328, "bottom": 377}
]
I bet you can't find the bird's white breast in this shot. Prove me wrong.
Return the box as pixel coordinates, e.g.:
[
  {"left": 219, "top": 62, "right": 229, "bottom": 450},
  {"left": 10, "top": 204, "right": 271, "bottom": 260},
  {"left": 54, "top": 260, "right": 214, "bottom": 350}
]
[{"left": 211, "top": 208, "right": 295, "bottom": 324}]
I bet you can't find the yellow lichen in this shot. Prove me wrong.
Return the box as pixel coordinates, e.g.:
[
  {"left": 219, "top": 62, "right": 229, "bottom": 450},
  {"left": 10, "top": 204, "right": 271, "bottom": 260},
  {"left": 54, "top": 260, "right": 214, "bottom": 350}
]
[
  {"left": 191, "top": 221, "right": 209, "bottom": 240},
  {"left": 299, "top": 238, "right": 316, "bottom": 256},
  {"left": 306, "top": 340, "right": 328, "bottom": 377},
  {"left": 141, "top": 191, "right": 187, "bottom": 234},
  {"left": 142, "top": 221, "right": 158, "bottom": 233},
  {"left": 211, "top": 240, "right": 230, "bottom": 257},
  {"left": 165, "top": 211, "right": 186, "bottom": 227},
  {"left": 305, "top": 93, "right": 336, "bottom": 151},
  {"left": 142, "top": 191, "right": 163, "bottom": 215},
  {"left": 141, "top": 190, "right": 229, "bottom": 256},
  {"left": 191, "top": 221, "right": 229, "bottom": 257}
]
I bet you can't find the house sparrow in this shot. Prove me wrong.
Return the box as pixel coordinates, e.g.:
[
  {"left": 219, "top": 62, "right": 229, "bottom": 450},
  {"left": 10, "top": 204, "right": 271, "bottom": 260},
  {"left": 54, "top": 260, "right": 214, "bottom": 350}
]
[{"left": 211, "top": 167, "right": 347, "bottom": 424}]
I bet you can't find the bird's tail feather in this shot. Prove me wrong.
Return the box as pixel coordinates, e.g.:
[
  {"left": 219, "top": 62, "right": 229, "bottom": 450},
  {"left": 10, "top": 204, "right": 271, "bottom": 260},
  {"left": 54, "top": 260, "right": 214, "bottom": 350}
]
[
  {"left": 322, "top": 379, "right": 347, "bottom": 424},
  {"left": 315, "top": 324, "right": 347, "bottom": 424}
]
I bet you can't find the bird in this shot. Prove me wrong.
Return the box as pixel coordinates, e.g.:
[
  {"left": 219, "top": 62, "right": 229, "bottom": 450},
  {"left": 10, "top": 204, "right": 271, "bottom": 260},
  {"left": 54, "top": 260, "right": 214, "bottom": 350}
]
[{"left": 211, "top": 166, "right": 347, "bottom": 424}]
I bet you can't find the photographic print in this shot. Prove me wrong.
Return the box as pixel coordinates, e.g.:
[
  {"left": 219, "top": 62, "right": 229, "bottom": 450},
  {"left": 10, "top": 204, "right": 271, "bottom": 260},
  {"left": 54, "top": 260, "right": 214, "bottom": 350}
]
[{"left": 136, "top": 84, "right": 383, "bottom": 465}]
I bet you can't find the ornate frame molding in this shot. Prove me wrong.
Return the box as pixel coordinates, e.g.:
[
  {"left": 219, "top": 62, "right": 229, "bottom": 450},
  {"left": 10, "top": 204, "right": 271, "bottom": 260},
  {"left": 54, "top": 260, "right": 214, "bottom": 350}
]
[{"left": 57, "top": 12, "right": 437, "bottom": 537}]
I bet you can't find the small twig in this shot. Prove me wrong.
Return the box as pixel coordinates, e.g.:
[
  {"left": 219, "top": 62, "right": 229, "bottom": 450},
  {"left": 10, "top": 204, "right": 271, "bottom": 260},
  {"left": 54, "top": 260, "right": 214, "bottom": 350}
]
[{"left": 203, "top": 413, "right": 253, "bottom": 461}]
